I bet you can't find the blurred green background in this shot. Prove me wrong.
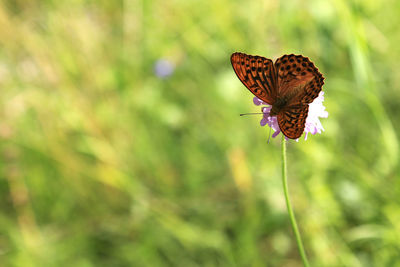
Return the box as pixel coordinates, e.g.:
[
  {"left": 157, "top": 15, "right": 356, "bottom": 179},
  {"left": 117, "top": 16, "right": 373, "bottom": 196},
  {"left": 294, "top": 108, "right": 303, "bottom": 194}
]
[{"left": 1, "top": 0, "right": 400, "bottom": 266}]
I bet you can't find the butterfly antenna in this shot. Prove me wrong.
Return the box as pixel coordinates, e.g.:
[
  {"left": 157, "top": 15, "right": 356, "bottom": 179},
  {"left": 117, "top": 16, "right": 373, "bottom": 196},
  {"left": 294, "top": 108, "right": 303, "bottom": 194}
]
[{"left": 239, "top": 112, "right": 263, "bottom": 116}]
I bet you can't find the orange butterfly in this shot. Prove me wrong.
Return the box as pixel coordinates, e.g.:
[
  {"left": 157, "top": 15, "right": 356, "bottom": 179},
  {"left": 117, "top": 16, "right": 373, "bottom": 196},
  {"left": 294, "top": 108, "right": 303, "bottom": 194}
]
[{"left": 231, "top": 52, "right": 325, "bottom": 139}]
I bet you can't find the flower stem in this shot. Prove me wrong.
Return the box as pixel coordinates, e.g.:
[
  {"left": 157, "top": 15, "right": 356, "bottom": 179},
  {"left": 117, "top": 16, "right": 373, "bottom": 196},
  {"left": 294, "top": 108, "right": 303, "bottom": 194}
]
[{"left": 281, "top": 135, "right": 310, "bottom": 267}]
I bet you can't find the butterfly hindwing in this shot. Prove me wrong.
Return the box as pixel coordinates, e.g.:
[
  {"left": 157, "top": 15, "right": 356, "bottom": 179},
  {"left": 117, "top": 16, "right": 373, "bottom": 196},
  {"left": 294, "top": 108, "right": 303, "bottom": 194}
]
[
  {"left": 277, "top": 105, "right": 309, "bottom": 139},
  {"left": 231, "top": 52, "right": 277, "bottom": 105}
]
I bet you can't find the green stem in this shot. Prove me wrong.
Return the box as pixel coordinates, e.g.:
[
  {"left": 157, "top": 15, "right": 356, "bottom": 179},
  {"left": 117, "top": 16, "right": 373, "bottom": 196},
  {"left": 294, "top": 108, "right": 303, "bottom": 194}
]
[{"left": 281, "top": 135, "right": 310, "bottom": 267}]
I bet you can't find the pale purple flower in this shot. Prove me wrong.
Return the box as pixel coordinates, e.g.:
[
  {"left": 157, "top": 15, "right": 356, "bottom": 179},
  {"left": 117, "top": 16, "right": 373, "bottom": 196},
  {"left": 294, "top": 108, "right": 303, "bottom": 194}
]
[
  {"left": 154, "top": 59, "right": 174, "bottom": 78},
  {"left": 254, "top": 92, "right": 328, "bottom": 140}
]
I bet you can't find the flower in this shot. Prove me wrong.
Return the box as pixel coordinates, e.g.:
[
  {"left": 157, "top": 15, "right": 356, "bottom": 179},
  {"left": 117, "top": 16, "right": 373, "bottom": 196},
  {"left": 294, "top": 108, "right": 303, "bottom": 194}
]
[
  {"left": 254, "top": 92, "right": 328, "bottom": 140},
  {"left": 154, "top": 59, "right": 175, "bottom": 78}
]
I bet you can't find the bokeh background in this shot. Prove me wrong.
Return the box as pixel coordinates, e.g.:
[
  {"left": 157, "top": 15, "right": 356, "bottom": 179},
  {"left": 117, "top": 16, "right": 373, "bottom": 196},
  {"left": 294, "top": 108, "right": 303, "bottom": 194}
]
[{"left": 1, "top": 0, "right": 400, "bottom": 266}]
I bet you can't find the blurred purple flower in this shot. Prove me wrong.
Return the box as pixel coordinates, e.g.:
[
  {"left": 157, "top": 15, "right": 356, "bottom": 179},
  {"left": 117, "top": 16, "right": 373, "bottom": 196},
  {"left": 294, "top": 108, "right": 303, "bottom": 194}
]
[
  {"left": 254, "top": 92, "right": 328, "bottom": 140},
  {"left": 154, "top": 59, "right": 174, "bottom": 78}
]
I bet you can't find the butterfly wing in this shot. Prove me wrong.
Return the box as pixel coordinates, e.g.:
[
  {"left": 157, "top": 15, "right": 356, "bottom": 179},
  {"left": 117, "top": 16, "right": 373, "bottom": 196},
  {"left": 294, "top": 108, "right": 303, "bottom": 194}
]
[
  {"left": 231, "top": 52, "right": 277, "bottom": 105},
  {"left": 274, "top": 54, "right": 324, "bottom": 139},
  {"left": 275, "top": 54, "right": 324, "bottom": 105},
  {"left": 277, "top": 105, "right": 309, "bottom": 139}
]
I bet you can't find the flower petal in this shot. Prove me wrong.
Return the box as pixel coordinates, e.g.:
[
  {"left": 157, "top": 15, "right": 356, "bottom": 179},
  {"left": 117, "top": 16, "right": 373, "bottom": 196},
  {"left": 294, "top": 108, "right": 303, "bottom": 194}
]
[{"left": 260, "top": 117, "right": 268, "bottom": 126}]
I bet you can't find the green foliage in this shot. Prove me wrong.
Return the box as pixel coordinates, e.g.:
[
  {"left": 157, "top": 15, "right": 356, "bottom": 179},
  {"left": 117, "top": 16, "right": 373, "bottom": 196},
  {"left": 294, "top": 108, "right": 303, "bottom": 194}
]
[{"left": 1, "top": 0, "right": 400, "bottom": 266}]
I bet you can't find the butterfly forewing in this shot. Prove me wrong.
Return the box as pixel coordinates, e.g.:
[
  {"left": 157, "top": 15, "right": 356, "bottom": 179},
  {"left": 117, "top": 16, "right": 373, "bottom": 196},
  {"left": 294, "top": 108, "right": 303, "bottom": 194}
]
[
  {"left": 275, "top": 54, "right": 324, "bottom": 106},
  {"left": 231, "top": 52, "right": 277, "bottom": 105}
]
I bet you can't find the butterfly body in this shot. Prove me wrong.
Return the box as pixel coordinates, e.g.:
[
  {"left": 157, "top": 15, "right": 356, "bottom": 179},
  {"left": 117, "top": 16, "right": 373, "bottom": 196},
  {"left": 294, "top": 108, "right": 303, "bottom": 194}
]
[
  {"left": 231, "top": 52, "right": 324, "bottom": 139},
  {"left": 269, "top": 96, "right": 288, "bottom": 116}
]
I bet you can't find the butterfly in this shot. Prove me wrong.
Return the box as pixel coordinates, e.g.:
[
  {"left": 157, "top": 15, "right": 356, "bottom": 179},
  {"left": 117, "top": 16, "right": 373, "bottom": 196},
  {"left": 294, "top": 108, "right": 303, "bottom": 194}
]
[{"left": 231, "top": 52, "right": 324, "bottom": 139}]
